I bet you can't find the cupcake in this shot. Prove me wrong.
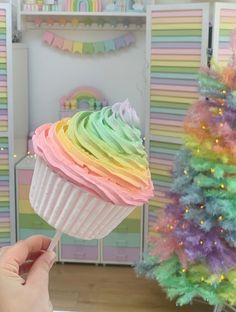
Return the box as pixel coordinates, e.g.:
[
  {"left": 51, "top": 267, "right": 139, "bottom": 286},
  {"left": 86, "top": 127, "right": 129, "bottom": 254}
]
[{"left": 29, "top": 99, "right": 153, "bottom": 240}]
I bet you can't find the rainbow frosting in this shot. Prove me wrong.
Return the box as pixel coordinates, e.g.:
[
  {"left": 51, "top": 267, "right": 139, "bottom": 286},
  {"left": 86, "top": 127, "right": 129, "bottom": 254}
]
[{"left": 32, "top": 100, "right": 153, "bottom": 206}]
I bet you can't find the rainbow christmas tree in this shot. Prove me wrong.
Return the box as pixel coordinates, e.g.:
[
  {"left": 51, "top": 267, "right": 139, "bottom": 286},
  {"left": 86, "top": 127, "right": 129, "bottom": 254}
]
[{"left": 138, "top": 33, "right": 236, "bottom": 307}]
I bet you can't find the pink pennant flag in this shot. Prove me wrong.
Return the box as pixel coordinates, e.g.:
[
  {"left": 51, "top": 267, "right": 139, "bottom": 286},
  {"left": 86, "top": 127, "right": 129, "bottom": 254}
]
[
  {"left": 52, "top": 36, "right": 64, "bottom": 49},
  {"left": 42, "top": 31, "right": 55, "bottom": 45}
]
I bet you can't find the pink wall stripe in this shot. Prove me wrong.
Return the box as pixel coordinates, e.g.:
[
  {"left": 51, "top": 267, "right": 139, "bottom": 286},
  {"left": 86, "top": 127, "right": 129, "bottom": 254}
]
[
  {"left": 0, "top": 217, "right": 10, "bottom": 222},
  {"left": 221, "top": 9, "right": 236, "bottom": 17},
  {"left": 219, "top": 49, "right": 233, "bottom": 55},
  {"left": 0, "top": 155, "right": 8, "bottom": 159},
  {"left": 152, "top": 54, "right": 201, "bottom": 61},
  {"left": 17, "top": 171, "right": 33, "bottom": 184},
  {"left": 0, "top": 186, "right": 9, "bottom": 191},
  {"left": 0, "top": 115, "right": 8, "bottom": 120},
  {"left": 0, "top": 81, "right": 7, "bottom": 87},
  {"left": 152, "top": 10, "right": 202, "bottom": 17}
]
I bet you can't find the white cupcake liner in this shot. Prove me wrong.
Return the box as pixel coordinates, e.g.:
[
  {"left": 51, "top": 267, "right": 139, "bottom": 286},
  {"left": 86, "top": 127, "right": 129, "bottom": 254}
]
[{"left": 29, "top": 157, "right": 135, "bottom": 240}]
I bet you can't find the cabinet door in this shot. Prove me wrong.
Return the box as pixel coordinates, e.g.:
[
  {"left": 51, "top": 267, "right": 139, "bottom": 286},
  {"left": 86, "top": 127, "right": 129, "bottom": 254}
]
[
  {"left": 60, "top": 234, "right": 100, "bottom": 263},
  {"left": 102, "top": 207, "right": 142, "bottom": 265},
  {"left": 145, "top": 3, "right": 209, "bottom": 247},
  {"left": 16, "top": 166, "right": 56, "bottom": 239},
  {"left": 212, "top": 2, "right": 236, "bottom": 66}
]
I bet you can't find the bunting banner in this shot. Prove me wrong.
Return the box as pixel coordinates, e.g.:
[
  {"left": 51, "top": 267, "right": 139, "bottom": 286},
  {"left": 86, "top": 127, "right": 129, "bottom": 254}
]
[{"left": 42, "top": 31, "right": 135, "bottom": 55}]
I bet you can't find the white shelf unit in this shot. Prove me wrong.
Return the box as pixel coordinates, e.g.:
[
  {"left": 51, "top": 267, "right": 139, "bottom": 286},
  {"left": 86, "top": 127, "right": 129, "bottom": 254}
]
[
  {"left": 144, "top": 3, "right": 209, "bottom": 252},
  {"left": 18, "top": 11, "right": 146, "bottom": 30},
  {"left": 17, "top": 0, "right": 147, "bottom": 31}
]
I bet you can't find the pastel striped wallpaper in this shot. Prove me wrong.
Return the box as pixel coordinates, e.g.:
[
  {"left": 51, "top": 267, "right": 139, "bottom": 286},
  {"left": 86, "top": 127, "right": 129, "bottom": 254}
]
[
  {"left": 146, "top": 4, "right": 209, "bottom": 236},
  {"left": 213, "top": 3, "right": 236, "bottom": 66},
  {"left": 0, "top": 7, "right": 10, "bottom": 246}
]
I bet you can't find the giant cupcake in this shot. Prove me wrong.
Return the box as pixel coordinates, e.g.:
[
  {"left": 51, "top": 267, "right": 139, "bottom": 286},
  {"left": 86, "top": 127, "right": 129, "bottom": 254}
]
[{"left": 30, "top": 100, "right": 153, "bottom": 239}]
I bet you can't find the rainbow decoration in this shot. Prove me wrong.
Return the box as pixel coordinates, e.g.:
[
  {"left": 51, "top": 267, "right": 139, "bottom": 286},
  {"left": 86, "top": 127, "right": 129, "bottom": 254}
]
[
  {"left": 0, "top": 7, "right": 10, "bottom": 246},
  {"left": 64, "top": 0, "right": 102, "bottom": 12},
  {"left": 42, "top": 31, "right": 135, "bottom": 55},
  {"left": 60, "top": 86, "right": 108, "bottom": 118},
  {"left": 146, "top": 4, "right": 209, "bottom": 236},
  {"left": 213, "top": 3, "right": 236, "bottom": 66}
]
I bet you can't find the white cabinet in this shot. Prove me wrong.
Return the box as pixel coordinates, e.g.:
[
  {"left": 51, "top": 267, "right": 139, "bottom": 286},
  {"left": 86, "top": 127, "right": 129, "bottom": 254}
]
[{"left": 17, "top": 0, "right": 147, "bottom": 30}]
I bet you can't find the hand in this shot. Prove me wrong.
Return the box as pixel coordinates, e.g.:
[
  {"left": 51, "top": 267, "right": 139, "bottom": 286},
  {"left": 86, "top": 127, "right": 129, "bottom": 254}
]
[{"left": 0, "top": 235, "right": 56, "bottom": 312}]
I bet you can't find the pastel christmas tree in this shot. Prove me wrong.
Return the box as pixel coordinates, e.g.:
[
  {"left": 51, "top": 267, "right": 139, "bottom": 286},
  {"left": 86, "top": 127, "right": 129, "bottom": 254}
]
[{"left": 137, "top": 31, "right": 236, "bottom": 306}]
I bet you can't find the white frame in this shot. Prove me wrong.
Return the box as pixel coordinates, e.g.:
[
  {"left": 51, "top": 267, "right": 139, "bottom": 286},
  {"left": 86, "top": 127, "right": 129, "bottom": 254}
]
[
  {"left": 212, "top": 2, "right": 236, "bottom": 61},
  {"left": 212, "top": 4, "right": 236, "bottom": 311},
  {"left": 144, "top": 2, "right": 209, "bottom": 254}
]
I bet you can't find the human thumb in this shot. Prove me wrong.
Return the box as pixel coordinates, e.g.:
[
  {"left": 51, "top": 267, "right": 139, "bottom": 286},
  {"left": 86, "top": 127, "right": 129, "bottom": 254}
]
[{"left": 26, "top": 251, "right": 56, "bottom": 289}]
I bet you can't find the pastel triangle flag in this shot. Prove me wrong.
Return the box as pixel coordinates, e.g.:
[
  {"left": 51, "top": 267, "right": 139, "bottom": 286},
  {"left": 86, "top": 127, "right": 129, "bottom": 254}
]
[
  {"left": 42, "top": 31, "right": 55, "bottom": 45},
  {"left": 115, "top": 36, "right": 126, "bottom": 49},
  {"left": 72, "top": 41, "right": 83, "bottom": 54},
  {"left": 124, "top": 33, "right": 135, "bottom": 46},
  {"left": 104, "top": 40, "right": 115, "bottom": 52},
  {"left": 83, "top": 42, "right": 94, "bottom": 54},
  {"left": 52, "top": 36, "right": 64, "bottom": 49},
  {"left": 62, "top": 39, "right": 73, "bottom": 52},
  {"left": 94, "top": 41, "right": 105, "bottom": 53}
]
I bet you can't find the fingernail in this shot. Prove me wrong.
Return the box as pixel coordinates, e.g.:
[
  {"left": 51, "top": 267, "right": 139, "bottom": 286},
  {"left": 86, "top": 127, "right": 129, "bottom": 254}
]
[{"left": 48, "top": 251, "right": 56, "bottom": 268}]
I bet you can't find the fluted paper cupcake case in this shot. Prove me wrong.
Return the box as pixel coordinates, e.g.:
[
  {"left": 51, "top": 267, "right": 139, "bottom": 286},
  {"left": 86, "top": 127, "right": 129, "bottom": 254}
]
[{"left": 29, "top": 157, "right": 135, "bottom": 240}]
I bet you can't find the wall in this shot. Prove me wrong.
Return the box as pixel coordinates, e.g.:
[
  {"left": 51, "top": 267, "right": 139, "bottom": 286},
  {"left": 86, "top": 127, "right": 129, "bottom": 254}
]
[
  {"left": 19, "top": 0, "right": 234, "bottom": 135},
  {"left": 22, "top": 29, "right": 146, "bottom": 133}
]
